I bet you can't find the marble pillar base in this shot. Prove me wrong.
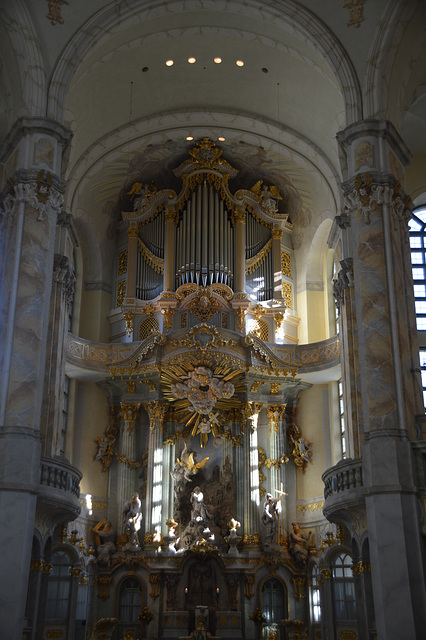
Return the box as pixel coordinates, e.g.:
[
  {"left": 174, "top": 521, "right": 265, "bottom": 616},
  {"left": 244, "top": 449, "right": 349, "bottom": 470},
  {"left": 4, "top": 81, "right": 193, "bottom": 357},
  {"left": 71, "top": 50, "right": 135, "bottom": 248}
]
[{"left": 0, "top": 426, "right": 41, "bottom": 640}]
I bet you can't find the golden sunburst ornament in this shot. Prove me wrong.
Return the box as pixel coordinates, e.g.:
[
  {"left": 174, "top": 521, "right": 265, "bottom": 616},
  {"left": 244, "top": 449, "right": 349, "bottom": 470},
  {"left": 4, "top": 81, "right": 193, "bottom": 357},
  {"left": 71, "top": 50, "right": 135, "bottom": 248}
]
[{"left": 161, "top": 362, "right": 245, "bottom": 446}]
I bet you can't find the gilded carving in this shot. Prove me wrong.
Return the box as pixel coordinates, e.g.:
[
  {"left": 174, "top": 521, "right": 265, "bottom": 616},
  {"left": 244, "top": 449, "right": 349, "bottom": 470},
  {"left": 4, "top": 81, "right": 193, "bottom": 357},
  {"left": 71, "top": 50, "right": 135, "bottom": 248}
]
[
  {"left": 245, "top": 239, "right": 272, "bottom": 274},
  {"left": 123, "top": 312, "right": 134, "bottom": 337},
  {"left": 162, "top": 308, "right": 175, "bottom": 331},
  {"left": 45, "top": 631, "right": 63, "bottom": 639},
  {"left": 138, "top": 237, "right": 164, "bottom": 274},
  {"left": 271, "top": 226, "right": 283, "bottom": 240},
  {"left": 47, "top": 0, "right": 68, "bottom": 26},
  {"left": 121, "top": 402, "right": 141, "bottom": 433},
  {"left": 287, "top": 423, "right": 312, "bottom": 473},
  {"left": 274, "top": 312, "right": 284, "bottom": 331},
  {"left": 234, "top": 307, "right": 246, "bottom": 333},
  {"left": 244, "top": 574, "right": 256, "bottom": 599},
  {"left": 149, "top": 573, "right": 161, "bottom": 599},
  {"left": 339, "top": 632, "right": 357, "bottom": 640},
  {"left": 116, "top": 281, "right": 126, "bottom": 307},
  {"left": 344, "top": 0, "right": 365, "bottom": 28},
  {"left": 296, "top": 501, "right": 324, "bottom": 515},
  {"left": 118, "top": 249, "right": 128, "bottom": 275},
  {"left": 281, "top": 251, "right": 291, "bottom": 277},
  {"left": 144, "top": 400, "right": 169, "bottom": 432},
  {"left": 292, "top": 576, "right": 306, "bottom": 600},
  {"left": 95, "top": 576, "right": 113, "bottom": 600},
  {"left": 282, "top": 282, "right": 292, "bottom": 308}
]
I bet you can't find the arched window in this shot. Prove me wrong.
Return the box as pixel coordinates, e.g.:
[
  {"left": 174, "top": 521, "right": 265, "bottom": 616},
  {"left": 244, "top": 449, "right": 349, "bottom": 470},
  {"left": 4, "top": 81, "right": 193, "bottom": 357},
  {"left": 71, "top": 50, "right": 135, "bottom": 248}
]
[
  {"left": 118, "top": 577, "right": 143, "bottom": 622},
  {"left": 309, "top": 563, "right": 322, "bottom": 623},
  {"left": 409, "top": 205, "right": 426, "bottom": 408},
  {"left": 331, "top": 552, "right": 356, "bottom": 620},
  {"left": 45, "top": 549, "right": 73, "bottom": 620},
  {"left": 261, "top": 577, "right": 287, "bottom": 625}
]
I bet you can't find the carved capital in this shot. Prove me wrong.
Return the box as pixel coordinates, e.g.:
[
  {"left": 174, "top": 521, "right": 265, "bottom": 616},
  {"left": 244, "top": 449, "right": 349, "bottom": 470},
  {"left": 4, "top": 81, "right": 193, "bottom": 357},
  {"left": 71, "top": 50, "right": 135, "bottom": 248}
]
[
  {"left": 127, "top": 224, "right": 139, "bottom": 238},
  {"left": 233, "top": 208, "right": 246, "bottom": 224},
  {"left": 149, "top": 573, "right": 161, "bottom": 599},
  {"left": 120, "top": 402, "right": 141, "bottom": 432},
  {"left": 143, "top": 400, "right": 169, "bottom": 432},
  {"left": 165, "top": 207, "right": 178, "bottom": 224},
  {"left": 335, "top": 211, "right": 351, "bottom": 229},
  {"left": 271, "top": 226, "right": 283, "bottom": 240}
]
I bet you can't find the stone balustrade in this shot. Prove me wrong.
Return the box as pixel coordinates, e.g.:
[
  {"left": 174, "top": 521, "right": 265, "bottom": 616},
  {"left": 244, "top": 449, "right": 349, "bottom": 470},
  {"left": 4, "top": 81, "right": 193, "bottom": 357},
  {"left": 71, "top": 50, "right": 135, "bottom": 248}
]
[
  {"left": 37, "top": 456, "right": 82, "bottom": 528},
  {"left": 322, "top": 458, "right": 365, "bottom": 519}
]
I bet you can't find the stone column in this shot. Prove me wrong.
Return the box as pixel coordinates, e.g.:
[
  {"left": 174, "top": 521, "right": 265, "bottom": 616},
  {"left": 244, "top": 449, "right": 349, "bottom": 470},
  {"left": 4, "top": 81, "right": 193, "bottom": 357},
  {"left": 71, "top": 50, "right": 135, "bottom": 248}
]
[
  {"left": 0, "top": 125, "right": 70, "bottom": 638},
  {"left": 143, "top": 401, "right": 168, "bottom": 535},
  {"left": 335, "top": 120, "right": 426, "bottom": 638},
  {"left": 118, "top": 402, "right": 141, "bottom": 526},
  {"left": 164, "top": 207, "right": 177, "bottom": 292},
  {"left": 233, "top": 207, "right": 246, "bottom": 293},
  {"left": 241, "top": 403, "right": 263, "bottom": 534},
  {"left": 126, "top": 222, "right": 139, "bottom": 298},
  {"left": 271, "top": 227, "right": 283, "bottom": 300}
]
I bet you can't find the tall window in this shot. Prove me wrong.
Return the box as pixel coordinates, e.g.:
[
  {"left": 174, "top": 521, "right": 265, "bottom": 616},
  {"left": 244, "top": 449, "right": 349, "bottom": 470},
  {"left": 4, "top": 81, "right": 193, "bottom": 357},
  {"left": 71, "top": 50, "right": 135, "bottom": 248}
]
[
  {"left": 331, "top": 552, "right": 356, "bottom": 621},
  {"left": 45, "top": 550, "right": 73, "bottom": 619},
  {"left": 118, "top": 577, "right": 143, "bottom": 622},
  {"left": 338, "top": 379, "right": 347, "bottom": 459},
  {"left": 309, "top": 564, "right": 322, "bottom": 623},
  {"left": 409, "top": 205, "right": 426, "bottom": 408},
  {"left": 261, "top": 578, "right": 287, "bottom": 625},
  {"left": 61, "top": 375, "right": 70, "bottom": 455}
]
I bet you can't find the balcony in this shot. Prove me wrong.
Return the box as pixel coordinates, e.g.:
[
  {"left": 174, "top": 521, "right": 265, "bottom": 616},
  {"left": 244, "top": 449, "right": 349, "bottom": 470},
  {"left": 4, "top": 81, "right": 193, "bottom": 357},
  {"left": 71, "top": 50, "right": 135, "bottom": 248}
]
[
  {"left": 322, "top": 458, "right": 365, "bottom": 521},
  {"left": 37, "top": 456, "right": 82, "bottom": 528}
]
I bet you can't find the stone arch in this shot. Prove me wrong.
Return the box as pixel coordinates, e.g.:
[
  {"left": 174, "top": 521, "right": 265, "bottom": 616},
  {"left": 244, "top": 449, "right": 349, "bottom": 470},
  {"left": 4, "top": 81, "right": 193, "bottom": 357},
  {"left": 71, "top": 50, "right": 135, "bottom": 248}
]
[
  {"left": 0, "top": 0, "right": 46, "bottom": 121},
  {"left": 48, "top": 0, "right": 361, "bottom": 126},
  {"left": 363, "top": 0, "right": 418, "bottom": 121}
]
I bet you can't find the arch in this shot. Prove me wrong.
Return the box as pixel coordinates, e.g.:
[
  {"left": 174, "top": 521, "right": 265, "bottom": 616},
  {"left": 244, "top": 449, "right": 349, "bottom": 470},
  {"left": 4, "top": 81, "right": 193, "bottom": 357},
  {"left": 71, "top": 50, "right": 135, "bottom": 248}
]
[
  {"left": 0, "top": 0, "right": 46, "bottom": 121},
  {"left": 48, "top": 0, "right": 361, "bottom": 127},
  {"left": 363, "top": 0, "right": 418, "bottom": 121},
  {"left": 259, "top": 575, "right": 288, "bottom": 626}
]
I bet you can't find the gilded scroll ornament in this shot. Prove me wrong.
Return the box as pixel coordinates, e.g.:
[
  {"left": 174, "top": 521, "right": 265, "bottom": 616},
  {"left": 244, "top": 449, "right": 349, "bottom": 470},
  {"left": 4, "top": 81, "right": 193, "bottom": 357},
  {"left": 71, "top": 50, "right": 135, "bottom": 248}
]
[
  {"left": 123, "top": 312, "right": 134, "bottom": 337},
  {"left": 138, "top": 238, "right": 164, "bottom": 274},
  {"left": 287, "top": 423, "right": 312, "bottom": 472},
  {"left": 234, "top": 307, "right": 246, "bottom": 333},
  {"left": 245, "top": 239, "right": 272, "bottom": 274},
  {"left": 162, "top": 307, "right": 175, "bottom": 330},
  {"left": 118, "top": 249, "right": 128, "bottom": 275},
  {"left": 144, "top": 400, "right": 169, "bottom": 432},
  {"left": 116, "top": 281, "right": 126, "bottom": 307},
  {"left": 274, "top": 312, "right": 284, "bottom": 331},
  {"left": 281, "top": 251, "right": 291, "bottom": 277},
  {"left": 282, "top": 282, "right": 292, "bottom": 308}
]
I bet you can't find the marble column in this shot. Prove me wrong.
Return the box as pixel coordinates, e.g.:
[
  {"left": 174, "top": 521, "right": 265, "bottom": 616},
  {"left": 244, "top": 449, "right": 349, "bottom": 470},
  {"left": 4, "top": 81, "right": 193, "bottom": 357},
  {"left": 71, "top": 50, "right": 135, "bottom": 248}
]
[
  {"left": 335, "top": 119, "right": 426, "bottom": 637},
  {"left": 118, "top": 402, "right": 141, "bottom": 526},
  {"left": 143, "top": 401, "right": 168, "bottom": 535}
]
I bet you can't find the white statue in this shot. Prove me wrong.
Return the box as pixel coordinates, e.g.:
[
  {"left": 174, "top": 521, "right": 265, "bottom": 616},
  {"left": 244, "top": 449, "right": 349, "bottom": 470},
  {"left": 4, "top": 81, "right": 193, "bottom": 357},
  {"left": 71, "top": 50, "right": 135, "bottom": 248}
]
[
  {"left": 122, "top": 492, "right": 142, "bottom": 547},
  {"left": 191, "top": 486, "right": 211, "bottom": 523},
  {"left": 262, "top": 492, "right": 281, "bottom": 544}
]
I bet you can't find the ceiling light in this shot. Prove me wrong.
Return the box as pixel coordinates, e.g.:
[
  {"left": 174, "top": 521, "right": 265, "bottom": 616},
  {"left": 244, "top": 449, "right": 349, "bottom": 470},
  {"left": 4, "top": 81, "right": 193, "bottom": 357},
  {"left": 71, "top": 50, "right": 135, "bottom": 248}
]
[
  {"left": 186, "top": 136, "right": 193, "bottom": 141},
  {"left": 218, "top": 137, "right": 226, "bottom": 141},
  {"left": 165, "top": 60, "right": 174, "bottom": 66},
  {"left": 214, "top": 57, "right": 222, "bottom": 64},
  {"left": 188, "top": 57, "right": 196, "bottom": 64},
  {"left": 236, "top": 60, "right": 244, "bottom": 67}
]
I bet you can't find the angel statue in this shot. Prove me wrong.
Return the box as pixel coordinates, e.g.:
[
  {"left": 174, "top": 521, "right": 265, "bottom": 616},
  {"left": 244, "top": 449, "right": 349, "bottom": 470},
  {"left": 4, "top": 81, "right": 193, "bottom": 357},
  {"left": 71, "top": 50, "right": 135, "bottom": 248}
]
[
  {"left": 171, "top": 443, "right": 209, "bottom": 484},
  {"left": 251, "top": 180, "right": 282, "bottom": 215}
]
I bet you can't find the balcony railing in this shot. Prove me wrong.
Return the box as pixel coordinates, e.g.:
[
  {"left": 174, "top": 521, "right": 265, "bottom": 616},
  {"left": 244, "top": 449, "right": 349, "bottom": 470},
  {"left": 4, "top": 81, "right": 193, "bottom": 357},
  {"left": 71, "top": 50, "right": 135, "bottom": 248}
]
[
  {"left": 322, "top": 458, "right": 365, "bottom": 519},
  {"left": 40, "top": 456, "right": 81, "bottom": 498},
  {"left": 38, "top": 456, "right": 82, "bottom": 526}
]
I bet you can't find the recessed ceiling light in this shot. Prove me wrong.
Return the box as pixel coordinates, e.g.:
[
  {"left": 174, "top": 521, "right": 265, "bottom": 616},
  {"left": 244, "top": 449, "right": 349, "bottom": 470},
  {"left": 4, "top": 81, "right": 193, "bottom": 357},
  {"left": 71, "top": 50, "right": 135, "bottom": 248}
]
[
  {"left": 236, "top": 60, "right": 244, "bottom": 67},
  {"left": 165, "top": 59, "right": 174, "bottom": 66},
  {"left": 188, "top": 57, "right": 196, "bottom": 64},
  {"left": 262, "top": 67, "right": 269, "bottom": 73},
  {"left": 218, "top": 137, "right": 226, "bottom": 141},
  {"left": 142, "top": 66, "right": 149, "bottom": 73},
  {"left": 214, "top": 57, "right": 222, "bottom": 64},
  {"left": 186, "top": 136, "right": 194, "bottom": 141}
]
